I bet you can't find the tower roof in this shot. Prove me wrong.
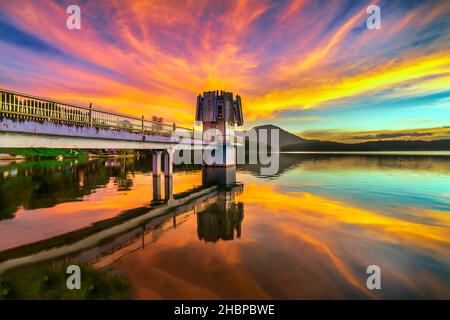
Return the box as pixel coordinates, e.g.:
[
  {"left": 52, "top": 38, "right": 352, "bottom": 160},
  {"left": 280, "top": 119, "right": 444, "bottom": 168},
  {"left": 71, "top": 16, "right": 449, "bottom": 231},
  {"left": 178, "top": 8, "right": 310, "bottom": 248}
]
[{"left": 195, "top": 91, "right": 244, "bottom": 126}]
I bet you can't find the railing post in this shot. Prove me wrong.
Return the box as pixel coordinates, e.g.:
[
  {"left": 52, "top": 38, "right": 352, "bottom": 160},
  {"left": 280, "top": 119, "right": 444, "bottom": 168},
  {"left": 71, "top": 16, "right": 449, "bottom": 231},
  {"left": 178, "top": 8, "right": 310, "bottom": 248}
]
[
  {"left": 142, "top": 115, "right": 145, "bottom": 133},
  {"left": 89, "top": 103, "right": 93, "bottom": 126}
]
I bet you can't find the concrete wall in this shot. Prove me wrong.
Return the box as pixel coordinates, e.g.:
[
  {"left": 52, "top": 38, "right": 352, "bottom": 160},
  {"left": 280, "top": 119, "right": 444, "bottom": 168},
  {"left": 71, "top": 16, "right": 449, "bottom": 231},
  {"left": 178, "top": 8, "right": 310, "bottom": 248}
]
[{"left": 0, "top": 118, "right": 180, "bottom": 149}]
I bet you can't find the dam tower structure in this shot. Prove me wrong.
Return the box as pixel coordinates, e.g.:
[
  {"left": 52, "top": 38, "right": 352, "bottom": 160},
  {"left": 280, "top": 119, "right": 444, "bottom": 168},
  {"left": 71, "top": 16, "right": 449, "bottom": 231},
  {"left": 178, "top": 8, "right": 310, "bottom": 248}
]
[{"left": 195, "top": 90, "right": 244, "bottom": 167}]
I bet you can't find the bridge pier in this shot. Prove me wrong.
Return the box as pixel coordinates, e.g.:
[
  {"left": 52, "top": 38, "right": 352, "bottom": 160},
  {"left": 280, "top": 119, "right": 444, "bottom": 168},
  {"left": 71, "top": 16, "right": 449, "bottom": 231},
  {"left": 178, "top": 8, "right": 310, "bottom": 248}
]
[
  {"left": 152, "top": 149, "right": 174, "bottom": 176},
  {"left": 152, "top": 150, "right": 162, "bottom": 176},
  {"left": 152, "top": 149, "right": 174, "bottom": 203},
  {"left": 163, "top": 149, "right": 174, "bottom": 176}
]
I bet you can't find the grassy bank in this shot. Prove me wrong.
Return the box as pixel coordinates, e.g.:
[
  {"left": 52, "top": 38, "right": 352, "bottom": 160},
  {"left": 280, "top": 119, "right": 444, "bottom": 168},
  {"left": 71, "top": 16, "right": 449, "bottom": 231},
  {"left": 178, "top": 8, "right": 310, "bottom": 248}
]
[
  {"left": 0, "top": 148, "right": 86, "bottom": 159},
  {"left": 0, "top": 148, "right": 140, "bottom": 159},
  {"left": 0, "top": 261, "right": 130, "bottom": 300}
]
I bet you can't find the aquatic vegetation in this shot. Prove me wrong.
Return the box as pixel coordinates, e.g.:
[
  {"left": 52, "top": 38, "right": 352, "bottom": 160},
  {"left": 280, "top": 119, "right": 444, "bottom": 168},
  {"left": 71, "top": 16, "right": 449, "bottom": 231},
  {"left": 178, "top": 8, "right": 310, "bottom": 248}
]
[{"left": 0, "top": 261, "right": 130, "bottom": 300}]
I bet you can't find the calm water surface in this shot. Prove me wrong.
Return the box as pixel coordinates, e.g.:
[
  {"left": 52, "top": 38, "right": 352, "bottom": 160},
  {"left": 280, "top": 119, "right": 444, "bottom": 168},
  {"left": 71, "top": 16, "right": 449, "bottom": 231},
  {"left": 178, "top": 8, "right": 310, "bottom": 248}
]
[{"left": 0, "top": 154, "right": 449, "bottom": 299}]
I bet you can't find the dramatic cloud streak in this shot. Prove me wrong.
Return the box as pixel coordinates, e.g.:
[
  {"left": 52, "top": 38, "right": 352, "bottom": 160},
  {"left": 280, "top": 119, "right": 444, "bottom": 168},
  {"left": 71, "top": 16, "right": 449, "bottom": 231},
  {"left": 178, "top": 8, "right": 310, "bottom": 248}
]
[{"left": 0, "top": 0, "right": 449, "bottom": 139}]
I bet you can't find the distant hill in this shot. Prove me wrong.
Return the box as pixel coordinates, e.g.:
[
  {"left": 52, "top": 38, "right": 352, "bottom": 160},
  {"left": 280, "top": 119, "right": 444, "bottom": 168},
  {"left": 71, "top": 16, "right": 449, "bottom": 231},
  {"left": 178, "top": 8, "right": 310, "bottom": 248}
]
[
  {"left": 251, "top": 124, "right": 308, "bottom": 148},
  {"left": 282, "top": 139, "right": 450, "bottom": 151},
  {"left": 249, "top": 125, "right": 450, "bottom": 151}
]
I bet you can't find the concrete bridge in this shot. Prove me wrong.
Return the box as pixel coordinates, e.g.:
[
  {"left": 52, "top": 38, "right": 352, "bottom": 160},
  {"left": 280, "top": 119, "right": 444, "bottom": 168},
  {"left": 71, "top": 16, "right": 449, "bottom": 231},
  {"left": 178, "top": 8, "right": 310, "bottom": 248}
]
[
  {"left": 0, "top": 88, "right": 246, "bottom": 273},
  {"left": 0, "top": 88, "right": 244, "bottom": 176}
]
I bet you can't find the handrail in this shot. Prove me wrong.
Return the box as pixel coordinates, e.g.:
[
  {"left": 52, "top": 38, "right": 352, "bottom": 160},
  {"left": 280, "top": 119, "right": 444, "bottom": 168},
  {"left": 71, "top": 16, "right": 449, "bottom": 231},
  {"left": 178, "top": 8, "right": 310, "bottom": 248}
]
[{"left": 0, "top": 88, "right": 193, "bottom": 138}]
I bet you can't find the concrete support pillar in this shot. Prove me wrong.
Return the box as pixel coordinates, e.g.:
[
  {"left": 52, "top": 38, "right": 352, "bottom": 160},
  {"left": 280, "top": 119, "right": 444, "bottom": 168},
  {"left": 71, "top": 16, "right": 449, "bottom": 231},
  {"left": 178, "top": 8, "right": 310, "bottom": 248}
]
[
  {"left": 163, "top": 149, "right": 174, "bottom": 176},
  {"left": 152, "top": 174, "right": 162, "bottom": 202},
  {"left": 152, "top": 150, "right": 162, "bottom": 176},
  {"left": 164, "top": 175, "right": 173, "bottom": 201}
]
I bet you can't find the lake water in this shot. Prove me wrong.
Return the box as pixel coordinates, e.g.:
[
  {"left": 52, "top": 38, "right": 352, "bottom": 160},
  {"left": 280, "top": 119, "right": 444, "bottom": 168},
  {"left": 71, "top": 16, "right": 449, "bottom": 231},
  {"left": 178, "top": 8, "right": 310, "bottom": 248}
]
[{"left": 0, "top": 154, "right": 449, "bottom": 299}]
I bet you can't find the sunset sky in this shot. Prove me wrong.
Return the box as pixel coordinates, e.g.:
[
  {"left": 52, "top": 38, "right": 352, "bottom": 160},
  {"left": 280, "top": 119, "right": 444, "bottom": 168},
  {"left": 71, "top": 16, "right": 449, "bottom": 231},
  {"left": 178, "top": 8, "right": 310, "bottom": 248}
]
[{"left": 0, "top": 0, "right": 449, "bottom": 142}]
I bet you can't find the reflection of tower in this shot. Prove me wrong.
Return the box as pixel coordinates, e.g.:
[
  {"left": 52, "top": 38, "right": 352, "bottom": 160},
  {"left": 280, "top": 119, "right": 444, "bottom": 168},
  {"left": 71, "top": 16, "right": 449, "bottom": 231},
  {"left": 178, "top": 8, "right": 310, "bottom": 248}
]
[
  {"left": 195, "top": 91, "right": 244, "bottom": 166},
  {"left": 196, "top": 184, "right": 244, "bottom": 242},
  {"left": 202, "top": 166, "right": 236, "bottom": 187}
]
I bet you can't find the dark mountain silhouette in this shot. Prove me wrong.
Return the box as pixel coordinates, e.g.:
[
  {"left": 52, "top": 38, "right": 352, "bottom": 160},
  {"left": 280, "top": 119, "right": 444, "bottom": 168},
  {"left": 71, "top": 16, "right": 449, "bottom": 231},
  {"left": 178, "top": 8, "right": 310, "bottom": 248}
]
[
  {"left": 250, "top": 125, "right": 450, "bottom": 151},
  {"left": 250, "top": 124, "right": 308, "bottom": 148},
  {"left": 282, "top": 139, "right": 450, "bottom": 151}
]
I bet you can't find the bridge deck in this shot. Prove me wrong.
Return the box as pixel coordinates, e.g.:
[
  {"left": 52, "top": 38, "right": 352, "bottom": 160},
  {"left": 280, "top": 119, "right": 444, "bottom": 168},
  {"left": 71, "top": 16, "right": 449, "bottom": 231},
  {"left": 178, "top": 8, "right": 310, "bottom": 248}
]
[
  {"left": 0, "top": 118, "right": 182, "bottom": 149},
  {"left": 0, "top": 88, "right": 242, "bottom": 150}
]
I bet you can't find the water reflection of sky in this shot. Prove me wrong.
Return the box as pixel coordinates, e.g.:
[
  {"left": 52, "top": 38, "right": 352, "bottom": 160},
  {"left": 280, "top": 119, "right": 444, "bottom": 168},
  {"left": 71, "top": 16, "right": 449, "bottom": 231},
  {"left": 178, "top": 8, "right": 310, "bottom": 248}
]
[
  {"left": 232, "top": 177, "right": 450, "bottom": 299},
  {"left": 0, "top": 155, "right": 449, "bottom": 299},
  {"left": 278, "top": 169, "right": 450, "bottom": 212},
  {"left": 108, "top": 156, "right": 450, "bottom": 299}
]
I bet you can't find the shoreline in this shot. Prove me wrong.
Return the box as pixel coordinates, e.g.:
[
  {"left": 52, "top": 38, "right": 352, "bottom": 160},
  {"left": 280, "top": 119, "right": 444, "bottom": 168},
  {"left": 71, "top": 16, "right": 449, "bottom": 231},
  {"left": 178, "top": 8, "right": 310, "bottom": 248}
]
[
  {"left": 280, "top": 150, "right": 450, "bottom": 156},
  {"left": 0, "top": 148, "right": 138, "bottom": 161},
  {"left": 0, "top": 154, "right": 136, "bottom": 161}
]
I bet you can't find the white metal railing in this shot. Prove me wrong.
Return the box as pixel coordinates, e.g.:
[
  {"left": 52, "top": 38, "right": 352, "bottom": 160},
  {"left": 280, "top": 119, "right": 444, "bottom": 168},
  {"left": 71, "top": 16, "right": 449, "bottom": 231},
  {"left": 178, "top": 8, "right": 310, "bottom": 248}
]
[{"left": 0, "top": 88, "right": 194, "bottom": 138}]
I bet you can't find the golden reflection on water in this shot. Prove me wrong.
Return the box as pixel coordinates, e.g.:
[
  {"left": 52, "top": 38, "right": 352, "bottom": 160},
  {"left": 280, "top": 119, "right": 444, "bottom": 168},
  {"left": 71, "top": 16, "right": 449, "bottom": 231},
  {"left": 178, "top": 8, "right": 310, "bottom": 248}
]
[
  {"left": 110, "top": 173, "right": 450, "bottom": 299},
  {"left": 237, "top": 181, "right": 450, "bottom": 298}
]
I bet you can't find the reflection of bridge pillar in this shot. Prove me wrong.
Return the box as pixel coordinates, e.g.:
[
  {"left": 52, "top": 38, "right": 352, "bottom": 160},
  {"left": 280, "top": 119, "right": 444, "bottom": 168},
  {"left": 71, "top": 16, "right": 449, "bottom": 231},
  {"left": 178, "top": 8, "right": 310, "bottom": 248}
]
[
  {"left": 152, "top": 150, "right": 162, "bottom": 176},
  {"left": 152, "top": 174, "right": 162, "bottom": 202},
  {"left": 164, "top": 175, "right": 173, "bottom": 202},
  {"left": 163, "top": 149, "right": 174, "bottom": 176}
]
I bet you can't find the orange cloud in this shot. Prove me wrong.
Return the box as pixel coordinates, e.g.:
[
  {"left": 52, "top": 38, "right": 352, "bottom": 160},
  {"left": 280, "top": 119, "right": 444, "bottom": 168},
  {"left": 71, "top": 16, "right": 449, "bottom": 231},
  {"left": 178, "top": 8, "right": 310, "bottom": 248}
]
[{"left": 0, "top": 0, "right": 449, "bottom": 129}]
